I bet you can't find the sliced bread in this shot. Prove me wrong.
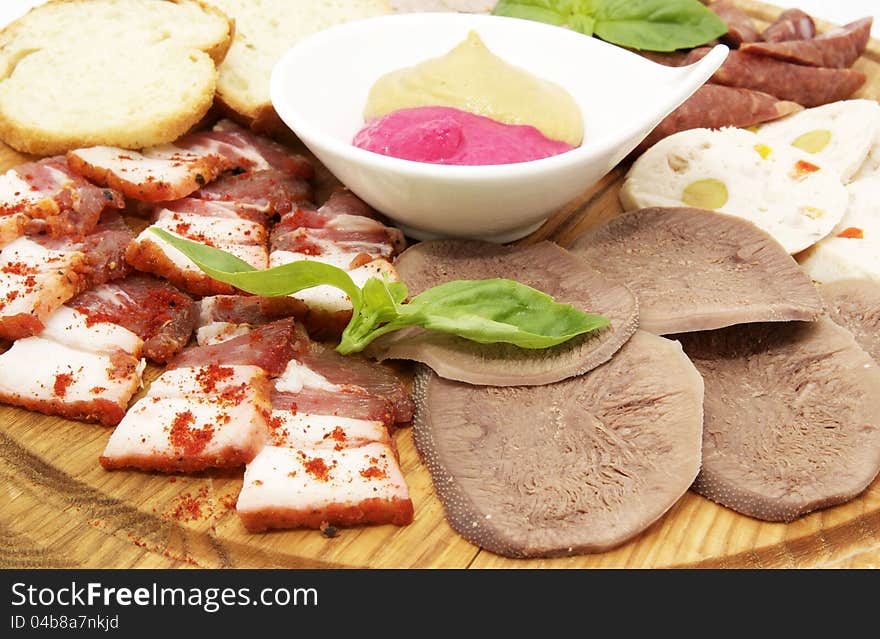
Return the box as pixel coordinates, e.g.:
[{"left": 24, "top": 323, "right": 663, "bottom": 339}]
[
  {"left": 210, "top": 0, "right": 391, "bottom": 131},
  {"left": 0, "top": 0, "right": 233, "bottom": 154}
]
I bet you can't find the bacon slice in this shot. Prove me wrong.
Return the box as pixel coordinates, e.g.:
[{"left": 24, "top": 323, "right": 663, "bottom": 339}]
[
  {"left": 237, "top": 442, "right": 413, "bottom": 531},
  {"left": 265, "top": 412, "right": 390, "bottom": 449},
  {"left": 0, "top": 213, "right": 132, "bottom": 340},
  {"left": 193, "top": 169, "right": 312, "bottom": 221},
  {"left": 742, "top": 17, "right": 872, "bottom": 68},
  {"left": 196, "top": 295, "right": 303, "bottom": 346},
  {"left": 0, "top": 237, "right": 85, "bottom": 339},
  {"left": 67, "top": 144, "right": 230, "bottom": 203},
  {"left": 270, "top": 191, "right": 405, "bottom": 337},
  {"left": 126, "top": 198, "right": 270, "bottom": 297},
  {"left": 0, "top": 306, "right": 145, "bottom": 426},
  {"left": 290, "top": 340, "right": 414, "bottom": 424},
  {"left": 0, "top": 157, "right": 123, "bottom": 246},
  {"left": 762, "top": 8, "right": 816, "bottom": 43},
  {"left": 69, "top": 275, "right": 196, "bottom": 363},
  {"left": 67, "top": 119, "right": 313, "bottom": 203},
  {"left": 209, "top": 119, "right": 313, "bottom": 179},
  {"left": 270, "top": 387, "right": 395, "bottom": 432},
  {"left": 193, "top": 309, "right": 413, "bottom": 424},
  {"left": 170, "top": 319, "right": 299, "bottom": 377},
  {"left": 100, "top": 364, "right": 270, "bottom": 472},
  {"left": 272, "top": 190, "right": 405, "bottom": 259}
]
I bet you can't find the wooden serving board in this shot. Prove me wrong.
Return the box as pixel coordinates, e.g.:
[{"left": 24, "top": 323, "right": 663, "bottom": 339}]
[{"left": 3, "top": 1, "right": 880, "bottom": 569}]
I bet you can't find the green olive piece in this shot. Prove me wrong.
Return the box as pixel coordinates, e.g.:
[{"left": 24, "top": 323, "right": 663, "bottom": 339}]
[
  {"left": 682, "top": 178, "right": 728, "bottom": 210},
  {"left": 792, "top": 129, "right": 832, "bottom": 154}
]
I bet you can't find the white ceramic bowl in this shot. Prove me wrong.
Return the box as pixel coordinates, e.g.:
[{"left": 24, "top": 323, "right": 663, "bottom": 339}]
[{"left": 271, "top": 13, "right": 728, "bottom": 242}]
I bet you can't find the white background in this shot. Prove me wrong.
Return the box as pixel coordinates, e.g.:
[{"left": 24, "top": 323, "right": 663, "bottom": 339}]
[{"left": 0, "top": 0, "right": 878, "bottom": 33}]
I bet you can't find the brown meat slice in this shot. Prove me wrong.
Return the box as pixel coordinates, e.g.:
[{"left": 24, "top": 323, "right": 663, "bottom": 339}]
[
  {"left": 709, "top": 0, "right": 761, "bottom": 46},
  {"left": 570, "top": 208, "right": 822, "bottom": 334},
  {"left": 637, "top": 84, "right": 802, "bottom": 153},
  {"left": 688, "top": 47, "right": 866, "bottom": 107},
  {"left": 678, "top": 318, "right": 880, "bottom": 522},
  {"left": 762, "top": 9, "right": 816, "bottom": 42},
  {"left": 820, "top": 279, "right": 880, "bottom": 361},
  {"left": 742, "top": 17, "right": 872, "bottom": 68},
  {"left": 71, "top": 212, "right": 133, "bottom": 289},
  {"left": 369, "top": 240, "right": 638, "bottom": 386},
  {"left": 413, "top": 331, "right": 704, "bottom": 558},
  {"left": 69, "top": 275, "right": 196, "bottom": 363}
]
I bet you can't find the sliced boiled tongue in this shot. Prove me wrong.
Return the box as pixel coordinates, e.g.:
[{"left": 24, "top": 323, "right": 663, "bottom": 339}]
[
  {"left": 413, "top": 331, "right": 704, "bottom": 558},
  {"left": 676, "top": 318, "right": 880, "bottom": 522},
  {"left": 820, "top": 279, "right": 880, "bottom": 362},
  {"left": 370, "top": 239, "right": 638, "bottom": 386},
  {"left": 569, "top": 207, "right": 823, "bottom": 335}
]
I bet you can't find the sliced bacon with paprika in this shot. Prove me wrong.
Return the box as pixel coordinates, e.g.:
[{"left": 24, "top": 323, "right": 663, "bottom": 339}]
[
  {"left": 69, "top": 274, "right": 196, "bottom": 364},
  {"left": 0, "top": 305, "right": 145, "bottom": 426},
  {"left": 67, "top": 119, "right": 314, "bottom": 203},
  {"left": 0, "top": 156, "right": 123, "bottom": 247},
  {"left": 0, "top": 212, "right": 131, "bottom": 340},
  {"left": 100, "top": 363, "right": 271, "bottom": 472}
]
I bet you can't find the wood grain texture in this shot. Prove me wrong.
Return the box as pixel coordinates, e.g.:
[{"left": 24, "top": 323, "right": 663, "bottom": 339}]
[{"left": 2, "top": 1, "right": 879, "bottom": 569}]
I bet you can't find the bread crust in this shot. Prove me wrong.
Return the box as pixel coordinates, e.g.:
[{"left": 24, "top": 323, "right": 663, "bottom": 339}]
[{"left": 0, "top": 0, "right": 235, "bottom": 154}]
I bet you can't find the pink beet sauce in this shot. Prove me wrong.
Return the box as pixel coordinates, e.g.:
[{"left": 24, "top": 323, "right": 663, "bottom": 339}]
[{"left": 352, "top": 106, "right": 575, "bottom": 166}]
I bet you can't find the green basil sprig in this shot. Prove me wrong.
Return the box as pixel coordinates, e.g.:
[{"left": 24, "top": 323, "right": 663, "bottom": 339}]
[
  {"left": 493, "top": 0, "right": 728, "bottom": 52},
  {"left": 151, "top": 228, "right": 609, "bottom": 355}
]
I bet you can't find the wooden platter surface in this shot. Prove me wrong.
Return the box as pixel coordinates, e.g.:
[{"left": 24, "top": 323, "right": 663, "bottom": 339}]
[{"left": 2, "top": 0, "right": 880, "bottom": 569}]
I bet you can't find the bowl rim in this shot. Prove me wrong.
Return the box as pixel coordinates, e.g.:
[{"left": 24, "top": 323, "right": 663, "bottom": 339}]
[{"left": 270, "top": 12, "right": 728, "bottom": 180}]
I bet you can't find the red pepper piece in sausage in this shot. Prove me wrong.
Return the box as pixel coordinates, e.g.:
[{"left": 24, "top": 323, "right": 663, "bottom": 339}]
[
  {"left": 742, "top": 17, "right": 872, "bottom": 68},
  {"left": 762, "top": 9, "right": 816, "bottom": 43},
  {"left": 709, "top": 0, "right": 761, "bottom": 47},
  {"left": 635, "top": 84, "right": 802, "bottom": 153},
  {"left": 688, "top": 47, "right": 867, "bottom": 107}
]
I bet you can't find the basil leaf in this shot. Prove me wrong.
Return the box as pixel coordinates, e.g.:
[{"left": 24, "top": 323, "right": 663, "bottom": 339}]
[
  {"left": 493, "top": 0, "right": 725, "bottom": 52},
  {"left": 338, "top": 277, "right": 415, "bottom": 355},
  {"left": 401, "top": 279, "right": 609, "bottom": 348},
  {"left": 150, "top": 228, "right": 362, "bottom": 303},
  {"left": 493, "top": 0, "right": 568, "bottom": 25},
  {"left": 593, "top": 0, "right": 727, "bottom": 51},
  {"left": 151, "top": 229, "right": 610, "bottom": 355},
  {"left": 569, "top": 13, "right": 596, "bottom": 36}
]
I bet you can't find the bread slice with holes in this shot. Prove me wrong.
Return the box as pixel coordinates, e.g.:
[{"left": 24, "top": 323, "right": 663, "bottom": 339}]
[
  {"left": 0, "top": 0, "right": 233, "bottom": 155},
  {"left": 210, "top": 0, "right": 392, "bottom": 131}
]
